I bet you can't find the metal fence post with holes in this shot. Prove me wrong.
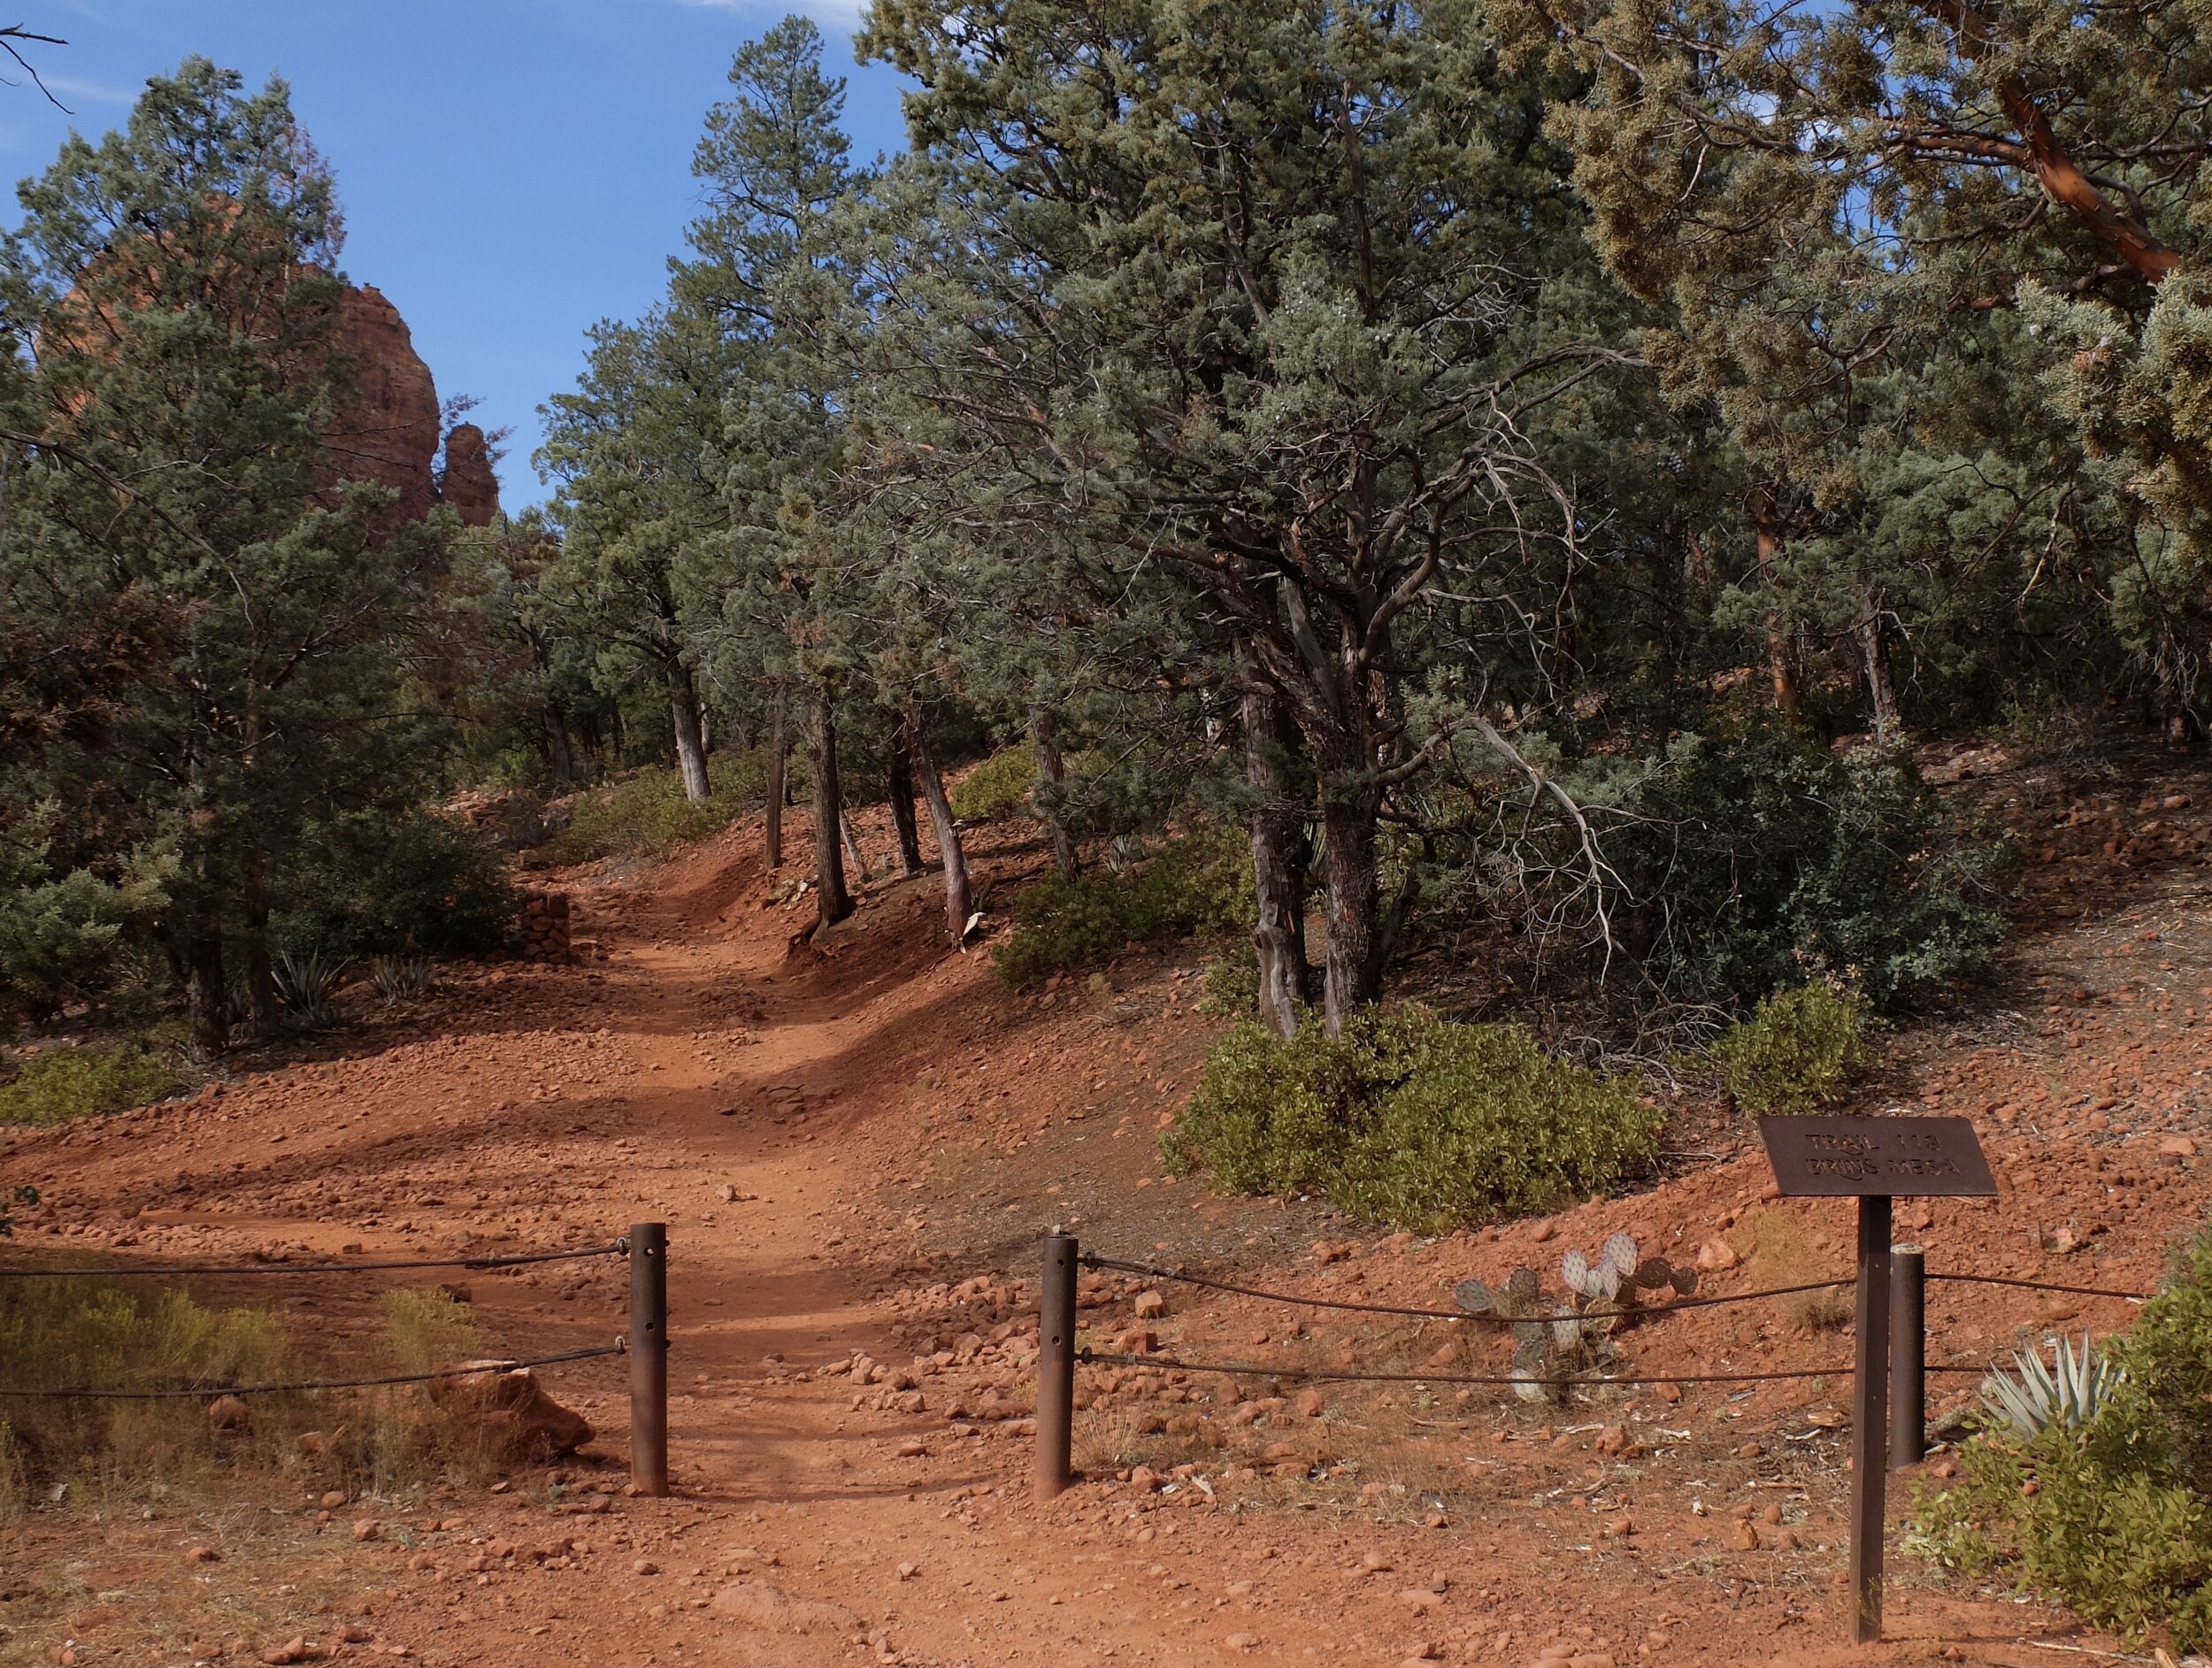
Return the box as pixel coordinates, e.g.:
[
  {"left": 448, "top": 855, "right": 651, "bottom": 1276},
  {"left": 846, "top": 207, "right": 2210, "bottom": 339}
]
[
  {"left": 628, "top": 1222, "right": 669, "bottom": 1495},
  {"left": 1035, "top": 1229, "right": 1079, "bottom": 1500},
  {"left": 1850, "top": 1195, "right": 1893, "bottom": 1643},
  {"left": 1752, "top": 1114, "right": 1995, "bottom": 1645},
  {"left": 1890, "top": 1246, "right": 1926, "bottom": 1472}
]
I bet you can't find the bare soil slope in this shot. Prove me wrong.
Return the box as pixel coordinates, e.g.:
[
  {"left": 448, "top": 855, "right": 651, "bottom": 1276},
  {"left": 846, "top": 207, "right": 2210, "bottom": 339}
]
[{"left": 7, "top": 762, "right": 2212, "bottom": 1668}]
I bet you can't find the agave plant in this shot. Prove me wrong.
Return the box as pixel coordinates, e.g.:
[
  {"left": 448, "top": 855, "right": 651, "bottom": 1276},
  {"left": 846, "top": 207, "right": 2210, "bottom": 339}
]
[
  {"left": 273, "top": 945, "right": 350, "bottom": 1028},
  {"left": 370, "top": 953, "right": 433, "bottom": 1003},
  {"left": 1978, "top": 1335, "right": 2122, "bottom": 1439}
]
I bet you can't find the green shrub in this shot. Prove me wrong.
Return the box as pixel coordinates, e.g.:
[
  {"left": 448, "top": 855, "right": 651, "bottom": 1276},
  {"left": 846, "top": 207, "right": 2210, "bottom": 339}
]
[
  {"left": 0, "top": 1038, "right": 184, "bottom": 1126},
  {"left": 1617, "top": 721, "right": 2015, "bottom": 1009},
  {"left": 1711, "top": 980, "right": 1873, "bottom": 1115},
  {"left": 995, "top": 826, "right": 1254, "bottom": 986},
  {"left": 0, "top": 831, "right": 173, "bottom": 1027},
  {"left": 949, "top": 746, "right": 1035, "bottom": 823},
  {"left": 551, "top": 750, "right": 769, "bottom": 864},
  {"left": 1163, "top": 1007, "right": 1661, "bottom": 1230},
  {"left": 278, "top": 811, "right": 516, "bottom": 957},
  {"left": 1913, "top": 1227, "right": 2212, "bottom": 1649}
]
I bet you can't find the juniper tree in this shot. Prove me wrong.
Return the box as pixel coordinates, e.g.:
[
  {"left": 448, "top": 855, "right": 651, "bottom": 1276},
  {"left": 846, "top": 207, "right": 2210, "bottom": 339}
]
[
  {"left": 1516, "top": 0, "right": 2212, "bottom": 734},
  {"left": 537, "top": 307, "right": 727, "bottom": 802},
  {"left": 0, "top": 59, "right": 445, "bottom": 1049},
  {"left": 854, "top": 0, "right": 1641, "bottom": 1033}
]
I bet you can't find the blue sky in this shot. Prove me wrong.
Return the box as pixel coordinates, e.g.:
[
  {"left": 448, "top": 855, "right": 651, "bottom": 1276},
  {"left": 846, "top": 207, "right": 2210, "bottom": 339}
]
[{"left": 0, "top": 1, "right": 910, "bottom": 507}]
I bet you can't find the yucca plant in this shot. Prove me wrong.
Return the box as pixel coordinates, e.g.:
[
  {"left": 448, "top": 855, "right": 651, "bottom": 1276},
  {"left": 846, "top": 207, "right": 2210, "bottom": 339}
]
[
  {"left": 370, "top": 953, "right": 433, "bottom": 1003},
  {"left": 1979, "top": 1335, "right": 2122, "bottom": 1440},
  {"left": 273, "top": 946, "right": 349, "bottom": 1028}
]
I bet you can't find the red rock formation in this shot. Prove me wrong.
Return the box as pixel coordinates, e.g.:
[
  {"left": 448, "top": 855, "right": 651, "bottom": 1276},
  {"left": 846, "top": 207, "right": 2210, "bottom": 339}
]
[
  {"left": 440, "top": 421, "right": 501, "bottom": 527},
  {"left": 325, "top": 284, "right": 442, "bottom": 523},
  {"left": 325, "top": 284, "right": 501, "bottom": 527}
]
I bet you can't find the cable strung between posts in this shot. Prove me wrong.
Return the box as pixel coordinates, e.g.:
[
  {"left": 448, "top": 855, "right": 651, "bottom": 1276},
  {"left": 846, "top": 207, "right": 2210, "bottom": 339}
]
[
  {"left": 1080, "top": 1252, "right": 1851, "bottom": 1325},
  {"left": 1927, "top": 1271, "right": 2152, "bottom": 1303},
  {"left": 0, "top": 1341, "right": 627, "bottom": 1400},
  {"left": 0, "top": 1241, "right": 630, "bottom": 1280},
  {"left": 1078, "top": 1348, "right": 1852, "bottom": 1388}
]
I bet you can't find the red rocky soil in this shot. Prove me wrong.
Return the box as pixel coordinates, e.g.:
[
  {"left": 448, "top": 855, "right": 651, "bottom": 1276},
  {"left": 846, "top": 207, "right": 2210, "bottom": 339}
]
[{"left": 6, "top": 749, "right": 2212, "bottom": 1668}]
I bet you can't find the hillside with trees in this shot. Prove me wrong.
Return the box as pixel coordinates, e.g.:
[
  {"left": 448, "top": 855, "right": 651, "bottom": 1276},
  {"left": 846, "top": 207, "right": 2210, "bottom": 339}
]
[{"left": 7, "top": 4, "right": 2212, "bottom": 1659}]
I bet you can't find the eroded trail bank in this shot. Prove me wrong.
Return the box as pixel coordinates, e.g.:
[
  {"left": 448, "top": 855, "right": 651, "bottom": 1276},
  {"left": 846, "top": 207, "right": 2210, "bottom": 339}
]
[{"left": 4, "top": 803, "right": 2201, "bottom": 1668}]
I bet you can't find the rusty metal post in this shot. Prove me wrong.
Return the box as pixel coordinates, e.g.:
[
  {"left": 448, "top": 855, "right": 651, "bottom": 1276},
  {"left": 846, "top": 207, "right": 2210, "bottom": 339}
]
[
  {"left": 1890, "top": 1245, "right": 1925, "bottom": 1472},
  {"left": 1035, "top": 1230, "right": 1079, "bottom": 1501},
  {"left": 628, "top": 1222, "right": 669, "bottom": 1496},
  {"left": 1850, "top": 1195, "right": 1893, "bottom": 1643}
]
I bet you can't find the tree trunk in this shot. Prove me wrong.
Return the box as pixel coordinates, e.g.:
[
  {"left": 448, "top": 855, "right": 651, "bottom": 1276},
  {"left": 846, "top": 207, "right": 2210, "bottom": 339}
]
[
  {"left": 810, "top": 688, "right": 853, "bottom": 928},
  {"left": 1241, "top": 678, "right": 1311, "bottom": 1039},
  {"left": 887, "top": 732, "right": 925, "bottom": 874},
  {"left": 185, "top": 931, "right": 228, "bottom": 1057},
  {"left": 1031, "top": 710, "right": 1079, "bottom": 880},
  {"left": 667, "top": 659, "right": 710, "bottom": 803},
  {"left": 1317, "top": 779, "right": 1384, "bottom": 1037},
  {"left": 242, "top": 853, "right": 280, "bottom": 1040},
  {"left": 1753, "top": 501, "right": 1803, "bottom": 720},
  {"left": 841, "top": 811, "right": 873, "bottom": 884},
  {"left": 1856, "top": 605, "right": 1900, "bottom": 742},
  {"left": 542, "top": 704, "right": 577, "bottom": 795},
  {"left": 764, "top": 683, "right": 787, "bottom": 868},
  {"left": 908, "top": 711, "right": 974, "bottom": 942}
]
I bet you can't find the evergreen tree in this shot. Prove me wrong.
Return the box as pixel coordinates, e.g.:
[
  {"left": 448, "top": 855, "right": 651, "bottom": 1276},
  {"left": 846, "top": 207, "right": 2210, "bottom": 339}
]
[
  {"left": 855, "top": 0, "right": 1643, "bottom": 1032},
  {"left": 0, "top": 59, "right": 445, "bottom": 1049}
]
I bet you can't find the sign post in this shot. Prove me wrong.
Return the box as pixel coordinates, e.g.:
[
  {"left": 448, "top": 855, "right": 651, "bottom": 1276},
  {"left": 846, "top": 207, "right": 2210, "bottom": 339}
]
[{"left": 1754, "top": 1115, "right": 1995, "bottom": 1644}]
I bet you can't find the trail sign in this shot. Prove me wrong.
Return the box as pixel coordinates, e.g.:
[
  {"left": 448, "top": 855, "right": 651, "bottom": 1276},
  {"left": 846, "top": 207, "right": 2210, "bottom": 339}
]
[
  {"left": 1753, "top": 1113, "right": 1994, "bottom": 1645},
  {"left": 1757, "top": 1115, "right": 1996, "bottom": 1198}
]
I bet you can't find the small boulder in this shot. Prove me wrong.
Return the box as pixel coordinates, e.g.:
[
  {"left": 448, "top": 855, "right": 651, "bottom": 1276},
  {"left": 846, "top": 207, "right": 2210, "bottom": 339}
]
[
  {"left": 427, "top": 1361, "right": 594, "bottom": 1460},
  {"left": 206, "top": 1395, "right": 251, "bottom": 1434}
]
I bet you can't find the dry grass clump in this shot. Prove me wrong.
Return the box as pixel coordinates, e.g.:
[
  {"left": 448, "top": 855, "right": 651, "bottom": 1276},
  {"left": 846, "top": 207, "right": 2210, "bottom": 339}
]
[
  {"left": 0, "top": 1278, "right": 498, "bottom": 1518},
  {"left": 1734, "top": 1211, "right": 1855, "bottom": 1331}
]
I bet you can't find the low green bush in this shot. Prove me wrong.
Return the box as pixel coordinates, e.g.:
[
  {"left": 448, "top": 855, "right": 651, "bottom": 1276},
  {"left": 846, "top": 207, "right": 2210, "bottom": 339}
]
[
  {"left": 552, "top": 751, "right": 769, "bottom": 864},
  {"left": 0, "top": 832, "right": 173, "bottom": 1028},
  {"left": 995, "top": 827, "right": 1253, "bottom": 987},
  {"left": 949, "top": 746, "right": 1035, "bottom": 823},
  {"left": 279, "top": 811, "right": 516, "bottom": 957},
  {"left": 1913, "top": 1228, "right": 2212, "bottom": 1650},
  {"left": 1617, "top": 720, "right": 2016, "bottom": 1010},
  {"left": 1711, "top": 980, "right": 1874, "bottom": 1115},
  {"left": 1163, "top": 1006, "right": 1661, "bottom": 1229},
  {"left": 0, "top": 1038, "right": 184, "bottom": 1126}
]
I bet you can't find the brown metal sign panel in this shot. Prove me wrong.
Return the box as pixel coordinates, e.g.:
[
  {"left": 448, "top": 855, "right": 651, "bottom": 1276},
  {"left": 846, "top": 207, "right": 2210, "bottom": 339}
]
[{"left": 1756, "top": 1115, "right": 1996, "bottom": 1198}]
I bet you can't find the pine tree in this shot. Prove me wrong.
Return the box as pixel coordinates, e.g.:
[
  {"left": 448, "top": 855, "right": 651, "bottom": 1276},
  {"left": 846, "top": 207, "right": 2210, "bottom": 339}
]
[{"left": 0, "top": 59, "right": 445, "bottom": 1049}]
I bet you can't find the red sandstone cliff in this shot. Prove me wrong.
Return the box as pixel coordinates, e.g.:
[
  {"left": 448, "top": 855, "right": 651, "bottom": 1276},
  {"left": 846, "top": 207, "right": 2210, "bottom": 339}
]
[
  {"left": 440, "top": 422, "right": 501, "bottom": 527},
  {"left": 325, "top": 282, "right": 500, "bottom": 527}
]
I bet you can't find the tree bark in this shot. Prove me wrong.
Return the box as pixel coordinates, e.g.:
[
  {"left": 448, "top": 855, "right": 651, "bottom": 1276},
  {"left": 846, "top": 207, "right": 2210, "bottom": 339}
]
[
  {"left": 764, "top": 683, "right": 787, "bottom": 869},
  {"left": 810, "top": 688, "right": 853, "bottom": 928},
  {"left": 242, "top": 852, "right": 280, "bottom": 1040},
  {"left": 908, "top": 710, "right": 974, "bottom": 942},
  {"left": 841, "top": 811, "right": 873, "bottom": 883},
  {"left": 1317, "top": 773, "right": 1384, "bottom": 1036},
  {"left": 1032, "top": 710, "right": 1079, "bottom": 880},
  {"left": 184, "top": 930, "right": 228, "bottom": 1057},
  {"left": 1856, "top": 604, "right": 1900, "bottom": 742},
  {"left": 1753, "top": 499, "right": 1803, "bottom": 719},
  {"left": 667, "top": 659, "right": 710, "bottom": 803},
  {"left": 1240, "top": 676, "right": 1311, "bottom": 1038},
  {"left": 887, "top": 731, "right": 925, "bottom": 874},
  {"left": 542, "top": 704, "right": 577, "bottom": 795}
]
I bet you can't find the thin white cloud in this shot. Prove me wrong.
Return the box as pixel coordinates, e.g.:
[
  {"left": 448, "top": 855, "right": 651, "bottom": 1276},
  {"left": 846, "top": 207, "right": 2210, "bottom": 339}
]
[
  {"left": 673, "top": 0, "right": 870, "bottom": 20},
  {"left": 35, "top": 72, "right": 138, "bottom": 106}
]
